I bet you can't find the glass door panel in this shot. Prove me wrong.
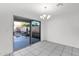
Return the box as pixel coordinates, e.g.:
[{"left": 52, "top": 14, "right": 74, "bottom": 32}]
[
  {"left": 31, "top": 20, "right": 41, "bottom": 44},
  {"left": 13, "top": 21, "right": 30, "bottom": 51}
]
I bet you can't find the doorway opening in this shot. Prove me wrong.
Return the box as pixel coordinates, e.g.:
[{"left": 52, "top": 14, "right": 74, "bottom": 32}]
[{"left": 13, "top": 16, "right": 41, "bottom": 51}]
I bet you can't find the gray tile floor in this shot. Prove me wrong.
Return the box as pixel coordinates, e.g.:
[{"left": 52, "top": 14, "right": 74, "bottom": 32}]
[{"left": 11, "top": 40, "right": 79, "bottom": 56}]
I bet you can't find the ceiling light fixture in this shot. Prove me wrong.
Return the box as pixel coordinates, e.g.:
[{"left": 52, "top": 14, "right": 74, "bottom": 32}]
[
  {"left": 40, "top": 3, "right": 63, "bottom": 20},
  {"left": 40, "top": 14, "right": 51, "bottom": 20},
  {"left": 40, "top": 5, "right": 51, "bottom": 20}
]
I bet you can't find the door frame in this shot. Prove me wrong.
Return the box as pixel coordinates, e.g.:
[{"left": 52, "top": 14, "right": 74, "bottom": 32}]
[{"left": 13, "top": 15, "right": 41, "bottom": 51}]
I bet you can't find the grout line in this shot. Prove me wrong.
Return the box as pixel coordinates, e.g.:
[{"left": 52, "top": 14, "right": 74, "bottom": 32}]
[
  {"left": 71, "top": 47, "right": 73, "bottom": 56},
  {"left": 29, "top": 42, "right": 47, "bottom": 56},
  {"left": 60, "top": 46, "right": 65, "bottom": 56},
  {"left": 37, "top": 42, "right": 56, "bottom": 56},
  {"left": 48, "top": 45, "right": 58, "bottom": 56},
  {"left": 37, "top": 43, "right": 49, "bottom": 55}
]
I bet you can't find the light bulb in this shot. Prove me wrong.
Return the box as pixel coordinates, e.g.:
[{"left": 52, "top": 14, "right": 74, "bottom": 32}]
[
  {"left": 47, "top": 15, "right": 51, "bottom": 19},
  {"left": 43, "top": 14, "right": 46, "bottom": 17},
  {"left": 40, "top": 14, "right": 51, "bottom": 20}
]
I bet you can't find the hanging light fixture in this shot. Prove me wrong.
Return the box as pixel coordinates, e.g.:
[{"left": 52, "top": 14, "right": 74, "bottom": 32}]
[
  {"left": 40, "top": 14, "right": 51, "bottom": 20},
  {"left": 40, "top": 5, "right": 51, "bottom": 20},
  {"left": 40, "top": 3, "right": 63, "bottom": 20}
]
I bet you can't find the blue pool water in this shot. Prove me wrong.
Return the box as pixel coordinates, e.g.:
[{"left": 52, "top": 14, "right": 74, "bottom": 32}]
[
  {"left": 13, "top": 35, "right": 39, "bottom": 51},
  {"left": 13, "top": 36, "right": 30, "bottom": 51}
]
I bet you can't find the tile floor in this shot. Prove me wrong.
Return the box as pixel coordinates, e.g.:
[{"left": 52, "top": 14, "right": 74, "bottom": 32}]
[{"left": 11, "top": 40, "right": 79, "bottom": 56}]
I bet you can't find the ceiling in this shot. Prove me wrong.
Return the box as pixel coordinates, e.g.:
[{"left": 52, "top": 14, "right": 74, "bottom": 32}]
[{"left": 0, "top": 3, "right": 79, "bottom": 20}]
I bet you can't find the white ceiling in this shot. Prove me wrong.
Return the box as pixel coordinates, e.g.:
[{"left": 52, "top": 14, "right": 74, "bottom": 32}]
[{"left": 0, "top": 3, "right": 79, "bottom": 19}]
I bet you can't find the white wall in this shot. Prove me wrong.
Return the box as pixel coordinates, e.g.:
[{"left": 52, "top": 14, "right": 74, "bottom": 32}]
[
  {"left": 0, "top": 4, "right": 45, "bottom": 55},
  {"left": 0, "top": 12, "right": 13, "bottom": 55},
  {"left": 46, "top": 13, "right": 79, "bottom": 48}
]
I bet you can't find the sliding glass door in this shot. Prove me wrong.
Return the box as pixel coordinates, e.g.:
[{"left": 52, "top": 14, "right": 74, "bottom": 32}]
[
  {"left": 13, "top": 16, "right": 41, "bottom": 51},
  {"left": 31, "top": 20, "right": 41, "bottom": 44}
]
